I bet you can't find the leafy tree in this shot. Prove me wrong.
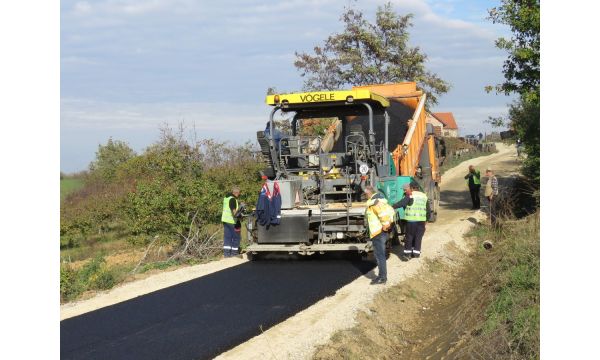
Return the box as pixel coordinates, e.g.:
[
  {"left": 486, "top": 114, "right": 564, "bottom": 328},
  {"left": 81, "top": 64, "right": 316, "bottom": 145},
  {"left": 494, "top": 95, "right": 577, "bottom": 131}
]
[
  {"left": 294, "top": 3, "right": 450, "bottom": 106},
  {"left": 487, "top": 0, "right": 540, "bottom": 96},
  {"left": 508, "top": 96, "right": 539, "bottom": 181},
  {"left": 487, "top": 0, "right": 540, "bottom": 182},
  {"left": 89, "top": 138, "right": 136, "bottom": 181}
]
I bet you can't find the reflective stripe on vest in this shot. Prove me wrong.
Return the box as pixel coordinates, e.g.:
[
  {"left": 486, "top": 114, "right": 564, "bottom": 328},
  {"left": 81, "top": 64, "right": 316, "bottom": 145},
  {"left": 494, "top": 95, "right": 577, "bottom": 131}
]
[
  {"left": 364, "top": 196, "right": 395, "bottom": 239},
  {"left": 405, "top": 191, "right": 427, "bottom": 222},
  {"left": 221, "top": 196, "right": 238, "bottom": 224},
  {"left": 365, "top": 207, "right": 383, "bottom": 238}
]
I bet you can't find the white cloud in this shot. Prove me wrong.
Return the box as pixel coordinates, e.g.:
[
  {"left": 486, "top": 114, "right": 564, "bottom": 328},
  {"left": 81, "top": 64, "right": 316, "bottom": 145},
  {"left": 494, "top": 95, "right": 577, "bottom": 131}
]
[
  {"left": 70, "top": 0, "right": 185, "bottom": 16},
  {"left": 61, "top": 98, "right": 270, "bottom": 132},
  {"left": 74, "top": 1, "right": 92, "bottom": 14},
  {"left": 61, "top": 56, "right": 101, "bottom": 66},
  {"left": 428, "top": 55, "right": 505, "bottom": 67}
]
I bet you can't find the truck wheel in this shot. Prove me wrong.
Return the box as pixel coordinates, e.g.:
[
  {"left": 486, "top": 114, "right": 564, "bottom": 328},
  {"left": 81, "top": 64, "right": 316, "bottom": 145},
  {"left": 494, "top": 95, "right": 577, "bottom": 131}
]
[
  {"left": 390, "top": 225, "right": 401, "bottom": 246},
  {"left": 428, "top": 184, "right": 441, "bottom": 223},
  {"left": 362, "top": 251, "right": 376, "bottom": 263},
  {"left": 429, "top": 211, "right": 437, "bottom": 223},
  {"left": 246, "top": 252, "right": 261, "bottom": 261}
]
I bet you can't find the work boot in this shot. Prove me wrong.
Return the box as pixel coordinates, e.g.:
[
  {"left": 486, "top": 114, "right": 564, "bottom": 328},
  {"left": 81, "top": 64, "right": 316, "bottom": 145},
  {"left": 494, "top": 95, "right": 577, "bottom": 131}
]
[
  {"left": 370, "top": 277, "right": 387, "bottom": 285},
  {"left": 401, "top": 251, "right": 411, "bottom": 261},
  {"left": 412, "top": 253, "right": 421, "bottom": 259}
]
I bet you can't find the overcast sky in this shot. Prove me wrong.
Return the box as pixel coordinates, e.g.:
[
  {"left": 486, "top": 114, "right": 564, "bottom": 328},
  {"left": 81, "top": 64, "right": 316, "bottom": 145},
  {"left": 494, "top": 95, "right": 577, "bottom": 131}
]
[{"left": 61, "top": 0, "right": 513, "bottom": 173}]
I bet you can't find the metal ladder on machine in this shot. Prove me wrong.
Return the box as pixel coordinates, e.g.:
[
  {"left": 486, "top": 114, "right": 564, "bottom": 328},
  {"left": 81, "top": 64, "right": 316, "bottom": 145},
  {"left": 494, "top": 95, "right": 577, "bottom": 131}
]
[{"left": 317, "top": 169, "right": 353, "bottom": 245}]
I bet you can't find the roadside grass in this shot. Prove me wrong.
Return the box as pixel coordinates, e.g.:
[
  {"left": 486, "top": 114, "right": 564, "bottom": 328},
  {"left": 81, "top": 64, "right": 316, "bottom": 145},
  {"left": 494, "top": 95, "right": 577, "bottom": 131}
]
[
  {"left": 60, "top": 254, "right": 120, "bottom": 302},
  {"left": 61, "top": 238, "right": 133, "bottom": 264},
  {"left": 466, "top": 214, "right": 540, "bottom": 358},
  {"left": 61, "top": 178, "right": 85, "bottom": 200}
]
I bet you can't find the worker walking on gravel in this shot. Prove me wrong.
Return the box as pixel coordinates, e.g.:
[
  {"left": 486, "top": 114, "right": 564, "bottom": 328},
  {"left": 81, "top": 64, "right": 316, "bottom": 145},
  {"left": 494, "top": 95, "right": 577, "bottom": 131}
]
[
  {"left": 464, "top": 165, "right": 481, "bottom": 210},
  {"left": 484, "top": 168, "right": 499, "bottom": 226},
  {"left": 221, "top": 186, "right": 243, "bottom": 258},
  {"left": 392, "top": 182, "right": 430, "bottom": 261},
  {"left": 364, "top": 185, "right": 395, "bottom": 285}
]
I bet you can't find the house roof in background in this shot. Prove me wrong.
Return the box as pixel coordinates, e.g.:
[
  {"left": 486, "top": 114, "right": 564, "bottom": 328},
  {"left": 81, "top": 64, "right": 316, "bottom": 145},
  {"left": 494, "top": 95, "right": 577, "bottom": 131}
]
[{"left": 433, "top": 112, "right": 458, "bottom": 129}]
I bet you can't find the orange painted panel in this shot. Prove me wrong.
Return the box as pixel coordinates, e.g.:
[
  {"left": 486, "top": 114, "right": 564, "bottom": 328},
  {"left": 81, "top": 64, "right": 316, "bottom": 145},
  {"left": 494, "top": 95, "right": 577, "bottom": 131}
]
[
  {"left": 353, "top": 82, "right": 417, "bottom": 97},
  {"left": 428, "top": 135, "right": 440, "bottom": 183},
  {"left": 397, "top": 94, "right": 427, "bottom": 177}
]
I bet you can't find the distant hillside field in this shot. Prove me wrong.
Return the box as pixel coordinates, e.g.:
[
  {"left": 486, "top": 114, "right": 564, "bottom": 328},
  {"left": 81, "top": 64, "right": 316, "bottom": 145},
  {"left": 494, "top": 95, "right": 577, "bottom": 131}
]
[{"left": 61, "top": 178, "right": 84, "bottom": 200}]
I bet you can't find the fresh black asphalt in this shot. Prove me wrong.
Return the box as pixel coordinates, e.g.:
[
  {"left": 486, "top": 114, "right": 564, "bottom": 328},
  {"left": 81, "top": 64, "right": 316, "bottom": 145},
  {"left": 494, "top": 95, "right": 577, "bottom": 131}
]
[{"left": 60, "top": 257, "right": 375, "bottom": 360}]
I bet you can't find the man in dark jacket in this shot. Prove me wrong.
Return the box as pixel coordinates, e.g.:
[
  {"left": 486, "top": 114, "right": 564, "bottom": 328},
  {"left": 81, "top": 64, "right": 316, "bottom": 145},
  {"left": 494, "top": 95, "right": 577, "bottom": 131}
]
[
  {"left": 270, "top": 181, "right": 282, "bottom": 225},
  {"left": 256, "top": 182, "right": 271, "bottom": 226},
  {"left": 222, "top": 186, "right": 243, "bottom": 258},
  {"left": 256, "top": 181, "right": 282, "bottom": 228},
  {"left": 464, "top": 165, "right": 481, "bottom": 209}
]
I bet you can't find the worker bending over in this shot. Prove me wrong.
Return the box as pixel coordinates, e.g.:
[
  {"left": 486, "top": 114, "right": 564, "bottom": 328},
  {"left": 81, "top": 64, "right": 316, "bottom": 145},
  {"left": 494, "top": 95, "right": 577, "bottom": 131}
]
[
  {"left": 392, "top": 182, "right": 430, "bottom": 261},
  {"left": 221, "top": 186, "right": 244, "bottom": 258},
  {"left": 364, "top": 185, "right": 395, "bottom": 285}
]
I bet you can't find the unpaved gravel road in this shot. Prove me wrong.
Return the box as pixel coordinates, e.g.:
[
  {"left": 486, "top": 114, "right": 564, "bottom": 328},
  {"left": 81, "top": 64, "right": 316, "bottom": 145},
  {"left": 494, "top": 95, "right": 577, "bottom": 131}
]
[{"left": 61, "top": 143, "right": 518, "bottom": 360}]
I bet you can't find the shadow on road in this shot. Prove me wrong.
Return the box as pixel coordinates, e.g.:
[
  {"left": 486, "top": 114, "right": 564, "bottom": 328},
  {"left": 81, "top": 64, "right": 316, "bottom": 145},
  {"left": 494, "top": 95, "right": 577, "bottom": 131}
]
[{"left": 440, "top": 190, "right": 472, "bottom": 211}]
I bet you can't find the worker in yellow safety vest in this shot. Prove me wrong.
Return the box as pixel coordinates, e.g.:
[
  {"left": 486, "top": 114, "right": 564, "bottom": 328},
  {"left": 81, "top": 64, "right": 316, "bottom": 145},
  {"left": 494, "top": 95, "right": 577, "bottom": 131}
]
[
  {"left": 392, "top": 182, "right": 430, "bottom": 261},
  {"left": 364, "top": 185, "right": 395, "bottom": 285},
  {"left": 464, "top": 165, "right": 481, "bottom": 210},
  {"left": 222, "top": 186, "right": 243, "bottom": 258}
]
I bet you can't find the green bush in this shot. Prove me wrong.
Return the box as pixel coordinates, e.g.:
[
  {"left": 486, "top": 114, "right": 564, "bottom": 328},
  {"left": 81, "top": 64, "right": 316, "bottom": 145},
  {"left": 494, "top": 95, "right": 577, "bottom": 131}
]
[
  {"left": 88, "top": 137, "right": 136, "bottom": 182},
  {"left": 78, "top": 255, "right": 106, "bottom": 283},
  {"left": 89, "top": 267, "right": 116, "bottom": 290},
  {"left": 60, "top": 264, "right": 83, "bottom": 301},
  {"left": 60, "top": 255, "right": 118, "bottom": 302},
  {"left": 121, "top": 133, "right": 262, "bottom": 240}
]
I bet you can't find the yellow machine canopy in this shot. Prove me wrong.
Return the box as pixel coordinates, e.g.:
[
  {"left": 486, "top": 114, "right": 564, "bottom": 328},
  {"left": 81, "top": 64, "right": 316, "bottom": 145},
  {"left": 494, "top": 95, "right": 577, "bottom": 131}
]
[{"left": 265, "top": 89, "right": 390, "bottom": 108}]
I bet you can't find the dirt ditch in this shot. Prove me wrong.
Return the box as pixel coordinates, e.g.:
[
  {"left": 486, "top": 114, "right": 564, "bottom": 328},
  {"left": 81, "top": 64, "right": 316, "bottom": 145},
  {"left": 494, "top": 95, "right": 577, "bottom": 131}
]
[{"left": 313, "top": 239, "right": 497, "bottom": 360}]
